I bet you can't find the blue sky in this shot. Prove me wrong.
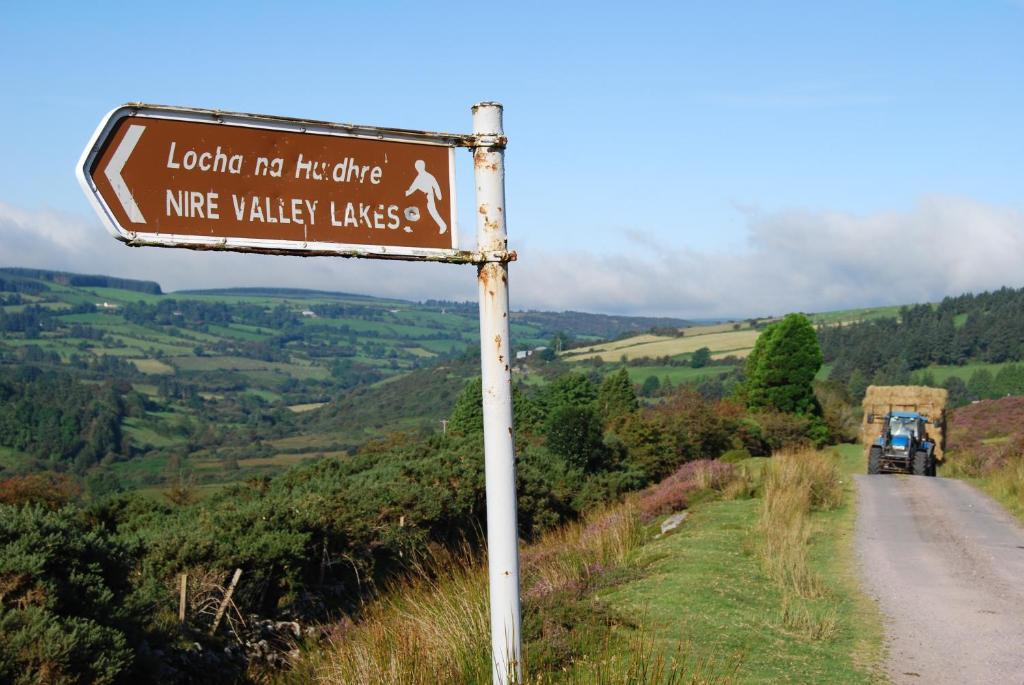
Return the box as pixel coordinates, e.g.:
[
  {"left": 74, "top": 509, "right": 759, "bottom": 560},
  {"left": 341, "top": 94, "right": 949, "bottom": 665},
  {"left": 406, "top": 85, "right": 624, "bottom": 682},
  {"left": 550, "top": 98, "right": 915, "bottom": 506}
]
[{"left": 1, "top": 2, "right": 1022, "bottom": 316}]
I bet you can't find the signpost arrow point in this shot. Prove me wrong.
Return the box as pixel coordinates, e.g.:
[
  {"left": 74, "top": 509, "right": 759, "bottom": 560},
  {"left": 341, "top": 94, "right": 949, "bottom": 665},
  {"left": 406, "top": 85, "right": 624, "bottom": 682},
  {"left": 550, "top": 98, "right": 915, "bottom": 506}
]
[{"left": 104, "top": 124, "right": 146, "bottom": 224}]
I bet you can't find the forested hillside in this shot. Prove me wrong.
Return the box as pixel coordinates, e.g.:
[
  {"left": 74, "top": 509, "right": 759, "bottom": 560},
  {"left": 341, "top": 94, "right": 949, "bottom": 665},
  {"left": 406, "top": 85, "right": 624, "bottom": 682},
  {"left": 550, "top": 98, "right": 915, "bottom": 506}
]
[{"left": 819, "top": 286, "right": 1024, "bottom": 405}]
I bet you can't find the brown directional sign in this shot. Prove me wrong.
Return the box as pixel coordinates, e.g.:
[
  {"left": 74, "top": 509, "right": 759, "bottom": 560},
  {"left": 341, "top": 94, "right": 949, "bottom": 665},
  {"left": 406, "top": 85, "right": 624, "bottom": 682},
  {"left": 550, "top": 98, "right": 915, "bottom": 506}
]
[{"left": 77, "top": 104, "right": 465, "bottom": 259}]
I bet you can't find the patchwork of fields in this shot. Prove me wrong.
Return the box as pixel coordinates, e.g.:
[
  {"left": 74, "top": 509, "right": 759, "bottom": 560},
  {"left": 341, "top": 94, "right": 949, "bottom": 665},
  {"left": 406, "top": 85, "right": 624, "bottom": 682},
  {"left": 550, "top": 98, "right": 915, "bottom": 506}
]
[
  {"left": 563, "top": 302, "right": 928, "bottom": 370},
  {"left": 0, "top": 269, "right": 694, "bottom": 489}
]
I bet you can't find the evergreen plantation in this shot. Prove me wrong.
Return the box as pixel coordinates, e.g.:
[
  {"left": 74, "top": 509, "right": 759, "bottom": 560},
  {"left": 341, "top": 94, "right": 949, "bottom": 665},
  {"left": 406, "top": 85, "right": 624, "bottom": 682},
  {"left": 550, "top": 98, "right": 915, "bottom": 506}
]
[{"left": 820, "top": 287, "right": 1024, "bottom": 405}]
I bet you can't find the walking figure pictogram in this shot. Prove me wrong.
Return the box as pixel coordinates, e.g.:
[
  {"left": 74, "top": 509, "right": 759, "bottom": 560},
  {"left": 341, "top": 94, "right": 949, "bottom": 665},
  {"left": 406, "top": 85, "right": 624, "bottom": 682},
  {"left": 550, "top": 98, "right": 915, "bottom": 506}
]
[{"left": 404, "top": 160, "right": 447, "bottom": 234}]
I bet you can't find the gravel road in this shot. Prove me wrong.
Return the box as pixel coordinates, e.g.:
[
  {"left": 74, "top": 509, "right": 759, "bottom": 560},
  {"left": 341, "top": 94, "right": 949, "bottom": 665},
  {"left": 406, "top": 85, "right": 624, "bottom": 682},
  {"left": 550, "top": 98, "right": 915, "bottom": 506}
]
[{"left": 855, "top": 474, "right": 1024, "bottom": 684}]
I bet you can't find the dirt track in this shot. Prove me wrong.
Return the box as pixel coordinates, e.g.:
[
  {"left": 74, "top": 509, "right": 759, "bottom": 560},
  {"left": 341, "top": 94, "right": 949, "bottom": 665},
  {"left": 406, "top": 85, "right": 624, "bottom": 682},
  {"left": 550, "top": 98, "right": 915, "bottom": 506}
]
[{"left": 855, "top": 474, "right": 1024, "bottom": 684}]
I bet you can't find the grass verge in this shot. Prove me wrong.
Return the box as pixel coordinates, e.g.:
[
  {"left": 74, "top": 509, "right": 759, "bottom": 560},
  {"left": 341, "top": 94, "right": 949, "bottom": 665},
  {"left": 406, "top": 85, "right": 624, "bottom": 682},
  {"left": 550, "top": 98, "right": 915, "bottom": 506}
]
[
  {"left": 278, "top": 452, "right": 883, "bottom": 683},
  {"left": 945, "top": 456, "right": 1024, "bottom": 522},
  {"left": 598, "top": 446, "right": 884, "bottom": 683}
]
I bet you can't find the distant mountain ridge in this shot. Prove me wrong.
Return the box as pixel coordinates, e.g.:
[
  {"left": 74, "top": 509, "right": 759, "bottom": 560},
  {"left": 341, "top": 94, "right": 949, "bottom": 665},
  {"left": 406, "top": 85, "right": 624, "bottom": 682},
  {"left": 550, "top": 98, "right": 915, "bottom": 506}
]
[
  {"left": 176, "top": 286, "right": 385, "bottom": 301},
  {"left": 0, "top": 267, "right": 162, "bottom": 295},
  {"left": 177, "top": 290, "right": 694, "bottom": 337}
]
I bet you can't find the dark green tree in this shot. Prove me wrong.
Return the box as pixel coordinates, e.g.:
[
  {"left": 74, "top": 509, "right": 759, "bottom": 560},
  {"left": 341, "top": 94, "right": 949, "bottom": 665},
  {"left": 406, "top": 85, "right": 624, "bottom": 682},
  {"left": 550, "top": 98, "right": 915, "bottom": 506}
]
[
  {"left": 968, "top": 368, "right": 995, "bottom": 400},
  {"left": 745, "top": 313, "right": 823, "bottom": 415},
  {"left": 690, "top": 346, "right": 712, "bottom": 369},
  {"left": 448, "top": 379, "right": 483, "bottom": 436},
  {"left": 640, "top": 375, "right": 661, "bottom": 397},
  {"left": 545, "top": 405, "right": 607, "bottom": 472},
  {"left": 846, "top": 368, "right": 868, "bottom": 401},
  {"left": 544, "top": 373, "right": 597, "bottom": 410},
  {"left": 549, "top": 331, "right": 573, "bottom": 354},
  {"left": 943, "top": 376, "right": 970, "bottom": 408},
  {"left": 596, "top": 369, "right": 638, "bottom": 422},
  {"left": 448, "top": 378, "right": 546, "bottom": 437}
]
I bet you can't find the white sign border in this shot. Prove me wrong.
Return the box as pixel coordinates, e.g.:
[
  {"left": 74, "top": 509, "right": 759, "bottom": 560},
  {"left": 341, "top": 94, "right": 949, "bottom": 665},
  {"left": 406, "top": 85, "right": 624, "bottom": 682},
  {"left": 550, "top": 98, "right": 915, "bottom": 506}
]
[{"left": 76, "top": 104, "right": 465, "bottom": 262}]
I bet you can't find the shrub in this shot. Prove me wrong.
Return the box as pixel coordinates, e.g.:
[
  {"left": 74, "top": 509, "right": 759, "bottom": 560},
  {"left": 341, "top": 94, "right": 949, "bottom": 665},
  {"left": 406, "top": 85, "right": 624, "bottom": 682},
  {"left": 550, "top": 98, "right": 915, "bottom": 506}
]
[
  {"left": 0, "top": 473, "right": 81, "bottom": 509},
  {"left": 610, "top": 413, "right": 675, "bottom": 482},
  {"left": 649, "top": 389, "right": 736, "bottom": 461},
  {"left": 719, "top": 448, "right": 752, "bottom": 464},
  {"left": 0, "top": 505, "right": 142, "bottom": 684},
  {"left": 814, "top": 381, "right": 860, "bottom": 444},
  {"left": 634, "top": 460, "right": 736, "bottom": 521},
  {"left": 747, "top": 411, "right": 814, "bottom": 453},
  {"left": 545, "top": 405, "right": 608, "bottom": 473}
]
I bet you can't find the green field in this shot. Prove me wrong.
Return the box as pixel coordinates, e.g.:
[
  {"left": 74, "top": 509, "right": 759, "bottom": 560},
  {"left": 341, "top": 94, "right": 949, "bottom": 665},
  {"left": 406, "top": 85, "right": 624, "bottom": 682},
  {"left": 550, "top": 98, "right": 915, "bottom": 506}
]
[
  {"left": 170, "top": 355, "right": 331, "bottom": 380},
  {"left": 809, "top": 304, "right": 903, "bottom": 324},
  {"left": 121, "top": 418, "right": 181, "bottom": 448},
  {"left": 622, "top": 364, "right": 732, "bottom": 385},
  {"left": 129, "top": 358, "right": 175, "bottom": 375},
  {"left": 911, "top": 361, "right": 1013, "bottom": 383}
]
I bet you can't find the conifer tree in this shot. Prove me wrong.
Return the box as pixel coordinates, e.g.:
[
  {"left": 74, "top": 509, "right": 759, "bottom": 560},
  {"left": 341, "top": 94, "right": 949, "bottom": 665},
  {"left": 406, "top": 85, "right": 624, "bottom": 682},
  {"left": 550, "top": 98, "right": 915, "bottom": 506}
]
[
  {"left": 745, "top": 313, "right": 823, "bottom": 415},
  {"left": 596, "top": 368, "right": 639, "bottom": 422}
]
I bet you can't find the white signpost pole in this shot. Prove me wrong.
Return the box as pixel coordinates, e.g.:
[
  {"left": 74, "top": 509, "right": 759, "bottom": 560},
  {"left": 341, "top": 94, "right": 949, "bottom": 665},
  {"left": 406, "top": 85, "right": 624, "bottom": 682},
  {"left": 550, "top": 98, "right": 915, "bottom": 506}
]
[
  {"left": 471, "top": 101, "right": 522, "bottom": 684},
  {"left": 79, "top": 99, "right": 524, "bottom": 683}
]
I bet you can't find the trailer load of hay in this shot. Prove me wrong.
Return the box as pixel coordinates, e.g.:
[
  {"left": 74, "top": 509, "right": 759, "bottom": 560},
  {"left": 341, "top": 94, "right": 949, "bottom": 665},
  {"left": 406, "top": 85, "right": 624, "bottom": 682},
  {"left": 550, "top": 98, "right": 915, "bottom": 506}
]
[{"left": 861, "top": 385, "right": 948, "bottom": 458}]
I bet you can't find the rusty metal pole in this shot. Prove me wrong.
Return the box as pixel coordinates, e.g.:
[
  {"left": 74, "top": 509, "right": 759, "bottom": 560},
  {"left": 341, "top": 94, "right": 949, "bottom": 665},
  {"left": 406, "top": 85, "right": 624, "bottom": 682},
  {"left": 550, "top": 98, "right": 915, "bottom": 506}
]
[{"left": 472, "top": 101, "right": 522, "bottom": 685}]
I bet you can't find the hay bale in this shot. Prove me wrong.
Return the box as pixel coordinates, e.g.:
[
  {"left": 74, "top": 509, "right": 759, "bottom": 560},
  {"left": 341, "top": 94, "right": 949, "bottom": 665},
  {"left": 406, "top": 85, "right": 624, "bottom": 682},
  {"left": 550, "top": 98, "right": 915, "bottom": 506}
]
[{"left": 861, "top": 385, "right": 948, "bottom": 457}]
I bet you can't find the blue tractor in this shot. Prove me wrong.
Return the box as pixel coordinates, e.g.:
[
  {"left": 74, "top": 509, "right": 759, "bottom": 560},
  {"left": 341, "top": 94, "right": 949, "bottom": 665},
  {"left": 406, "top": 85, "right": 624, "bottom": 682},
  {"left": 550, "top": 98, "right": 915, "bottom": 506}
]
[{"left": 866, "top": 411, "right": 938, "bottom": 476}]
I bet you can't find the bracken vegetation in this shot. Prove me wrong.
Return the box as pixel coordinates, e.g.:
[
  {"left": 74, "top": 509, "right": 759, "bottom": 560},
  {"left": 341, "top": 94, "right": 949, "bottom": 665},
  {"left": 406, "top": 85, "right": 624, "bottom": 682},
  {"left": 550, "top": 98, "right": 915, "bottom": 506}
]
[{"left": 943, "top": 396, "right": 1024, "bottom": 519}]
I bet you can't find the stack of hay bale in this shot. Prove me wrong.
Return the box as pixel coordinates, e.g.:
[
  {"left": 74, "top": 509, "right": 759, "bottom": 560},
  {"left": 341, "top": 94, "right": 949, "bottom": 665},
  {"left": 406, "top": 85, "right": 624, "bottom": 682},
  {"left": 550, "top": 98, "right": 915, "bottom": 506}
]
[{"left": 860, "top": 385, "right": 948, "bottom": 458}]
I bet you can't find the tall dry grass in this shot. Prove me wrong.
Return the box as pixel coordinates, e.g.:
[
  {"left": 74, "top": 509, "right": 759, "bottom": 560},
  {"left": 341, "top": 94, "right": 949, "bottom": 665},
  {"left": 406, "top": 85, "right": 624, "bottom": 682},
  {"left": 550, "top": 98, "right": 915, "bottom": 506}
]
[
  {"left": 523, "top": 504, "right": 645, "bottom": 601},
  {"left": 308, "top": 548, "right": 492, "bottom": 684},
  {"left": 755, "top": 449, "right": 843, "bottom": 640},
  {"left": 292, "top": 504, "right": 649, "bottom": 684},
  {"left": 283, "top": 457, "right": 755, "bottom": 684},
  {"left": 987, "top": 456, "right": 1024, "bottom": 513}
]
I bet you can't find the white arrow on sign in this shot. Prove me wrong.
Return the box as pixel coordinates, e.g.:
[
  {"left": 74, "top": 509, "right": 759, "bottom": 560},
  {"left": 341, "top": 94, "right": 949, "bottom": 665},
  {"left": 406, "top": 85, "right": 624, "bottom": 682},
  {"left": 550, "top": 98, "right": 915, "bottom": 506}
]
[{"left": 103, "top": 124, "right": 146, "bottom": 224}]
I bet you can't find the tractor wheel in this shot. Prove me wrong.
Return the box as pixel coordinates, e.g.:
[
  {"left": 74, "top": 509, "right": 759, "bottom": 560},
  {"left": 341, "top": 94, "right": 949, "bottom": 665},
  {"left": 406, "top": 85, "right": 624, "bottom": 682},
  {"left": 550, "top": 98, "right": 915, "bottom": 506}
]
[
  {"left": 913, "top": 450, "right": 928, "bottom": 476},
  {"left": 868, "top": 447, "right": 882, "bottom": 475},
  {"left": 927, "top": 451, "right": 937, "bottom": 477}
]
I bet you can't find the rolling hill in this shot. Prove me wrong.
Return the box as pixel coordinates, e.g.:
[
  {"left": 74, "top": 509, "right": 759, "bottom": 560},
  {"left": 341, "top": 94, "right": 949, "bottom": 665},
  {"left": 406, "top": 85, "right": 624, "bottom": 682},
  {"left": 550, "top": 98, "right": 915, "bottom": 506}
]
[{"left": 0, "top": 267, "right": 689, "bottom": 488}]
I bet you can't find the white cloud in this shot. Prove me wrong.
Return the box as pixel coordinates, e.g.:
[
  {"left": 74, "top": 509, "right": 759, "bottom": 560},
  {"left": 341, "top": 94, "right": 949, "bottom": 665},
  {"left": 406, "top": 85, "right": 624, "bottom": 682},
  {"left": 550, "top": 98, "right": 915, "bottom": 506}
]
[
  {"left": 2, "top": 196, "right": 1023, "bottom": 319},
  {"left": 514, "top": 196, "right": 1024, "bottom": 317}
]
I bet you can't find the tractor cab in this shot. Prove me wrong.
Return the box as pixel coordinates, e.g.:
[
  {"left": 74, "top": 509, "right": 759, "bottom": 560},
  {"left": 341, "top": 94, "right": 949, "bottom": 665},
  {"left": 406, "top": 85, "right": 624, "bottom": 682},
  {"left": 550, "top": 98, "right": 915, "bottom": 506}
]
[{"left": 888, "top": 413, "right": 924, "bottom": 439}]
